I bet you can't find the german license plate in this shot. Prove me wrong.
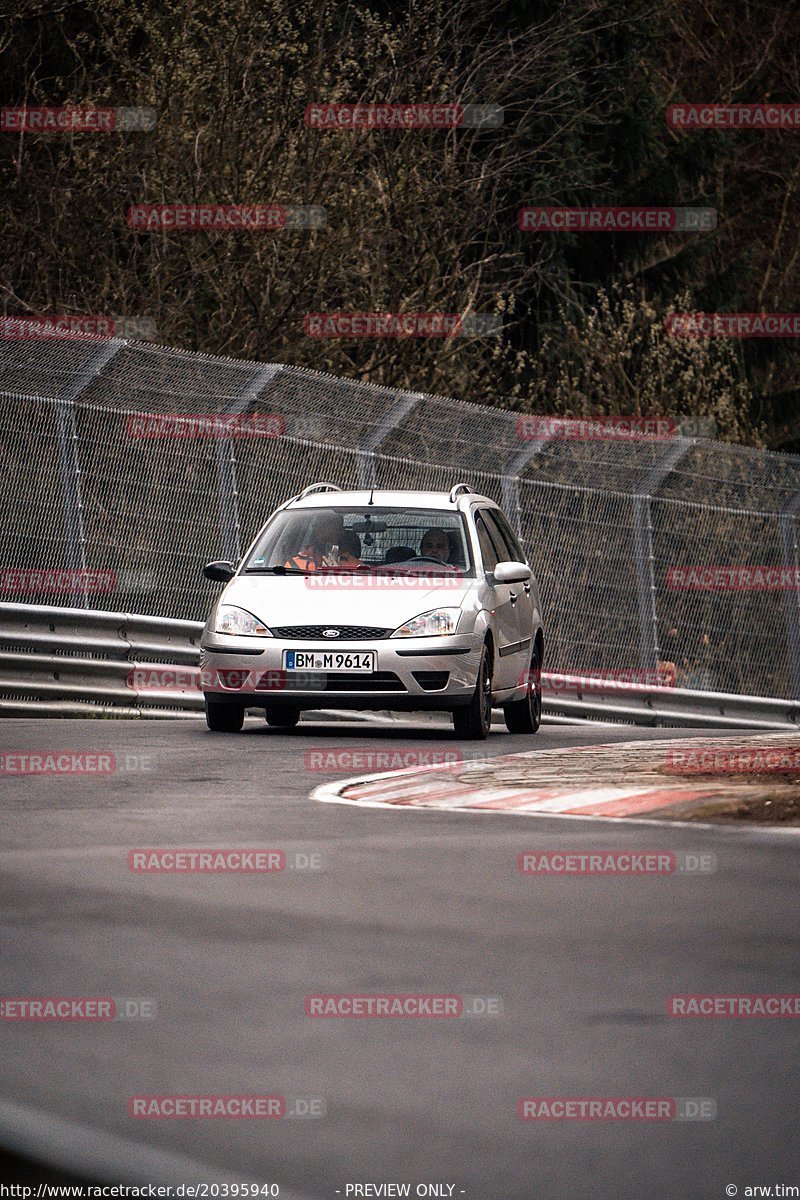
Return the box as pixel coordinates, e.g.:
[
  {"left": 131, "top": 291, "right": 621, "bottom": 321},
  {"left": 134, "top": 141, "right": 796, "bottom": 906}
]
[{"left": 284, "top": 650, "right": 376, "bottom": 672}]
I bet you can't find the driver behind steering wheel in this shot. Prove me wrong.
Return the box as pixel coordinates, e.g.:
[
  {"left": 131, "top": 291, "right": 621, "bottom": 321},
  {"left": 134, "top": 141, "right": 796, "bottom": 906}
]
[{"left": 419, "top": 527, "right": 452, "bottom": 562}]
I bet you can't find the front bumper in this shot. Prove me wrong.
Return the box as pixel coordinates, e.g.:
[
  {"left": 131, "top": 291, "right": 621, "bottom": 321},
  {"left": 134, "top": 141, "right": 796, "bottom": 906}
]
[{"left": 199, "top": 633, "right": 481, "bottom": 711}]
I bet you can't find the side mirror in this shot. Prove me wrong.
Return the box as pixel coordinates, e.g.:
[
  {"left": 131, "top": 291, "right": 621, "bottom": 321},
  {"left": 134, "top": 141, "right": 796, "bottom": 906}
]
[
  {"left": 492, "top": 561, "right": 531, "bottom": 585},
  {"left": 203, "top": 560, "right": 236, "bottom": 583}
]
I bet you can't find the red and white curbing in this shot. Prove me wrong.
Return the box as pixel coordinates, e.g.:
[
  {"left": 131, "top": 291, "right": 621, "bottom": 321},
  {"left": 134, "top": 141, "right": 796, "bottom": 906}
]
[{"left": 311, "top": 735, "right": 800, "bottom": 823}]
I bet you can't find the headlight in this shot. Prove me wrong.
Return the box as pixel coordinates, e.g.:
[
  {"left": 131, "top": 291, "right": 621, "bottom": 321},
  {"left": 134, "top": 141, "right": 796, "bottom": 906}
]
[
  {"left": 214, "top": 605, "right": 272, "bottom": 636},
  {"left": 390, "top": 607, "right": 460, "bottom": 638}
]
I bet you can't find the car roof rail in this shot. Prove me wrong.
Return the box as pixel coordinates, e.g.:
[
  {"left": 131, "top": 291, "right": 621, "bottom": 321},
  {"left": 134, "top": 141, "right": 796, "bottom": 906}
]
[
  {"left": 297, "top": 482, "right": 344, "bottom": 498},
  {"left": 449, "top": 482, "right": 476, "bottom": 503}
]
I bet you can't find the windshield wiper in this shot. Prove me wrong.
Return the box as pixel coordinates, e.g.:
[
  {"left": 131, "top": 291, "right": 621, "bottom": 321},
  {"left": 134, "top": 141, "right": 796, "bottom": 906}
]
[{"left": 244, "top": 565, "right": 307, "bottom": 575}]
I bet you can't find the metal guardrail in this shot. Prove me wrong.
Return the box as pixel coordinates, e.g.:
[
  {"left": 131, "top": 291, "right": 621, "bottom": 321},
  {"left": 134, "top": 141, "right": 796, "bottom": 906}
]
[
  {"left": 1, "top": 603, "right": 797, "bottom": 728},
  {"left": 0, "top": 602, "right": 204, "bottom": 718},
  {"left": 542, "top": 672, "right": 800, "bottom": 730}
]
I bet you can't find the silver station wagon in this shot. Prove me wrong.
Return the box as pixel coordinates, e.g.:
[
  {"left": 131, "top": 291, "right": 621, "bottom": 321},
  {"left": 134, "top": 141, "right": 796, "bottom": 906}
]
[{"left": 200, "top": 483, "right": 543, "bottom": 740}]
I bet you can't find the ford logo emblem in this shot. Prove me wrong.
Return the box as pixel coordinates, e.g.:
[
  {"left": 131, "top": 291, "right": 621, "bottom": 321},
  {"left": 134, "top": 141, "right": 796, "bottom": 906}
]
[{"left": 322, "top": 628, "right": 340, "bottom": 638}]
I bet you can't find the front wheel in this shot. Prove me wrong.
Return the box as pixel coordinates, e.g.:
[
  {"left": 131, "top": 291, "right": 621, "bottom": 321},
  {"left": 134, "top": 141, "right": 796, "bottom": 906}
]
[
  {"left": 453, "top": 644, "right": 493, "bottom": 740},
  {"left": 503, "top": 645, "right": 541, "bottom": 734},
  {"left": 204, "top": 697, "right": 244, "bottom": 733}
]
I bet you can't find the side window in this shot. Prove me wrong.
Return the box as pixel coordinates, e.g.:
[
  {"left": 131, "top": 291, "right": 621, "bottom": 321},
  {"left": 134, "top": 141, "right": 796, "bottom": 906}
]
[
  {"left": 475, "top": 513, "right": 501, "bottom": 572},
  {"left": 483, "top": 511, "right": 514, "bottom": 563},
  {"left": 488, "top": 509, "right": 527, "bottom": 564}
]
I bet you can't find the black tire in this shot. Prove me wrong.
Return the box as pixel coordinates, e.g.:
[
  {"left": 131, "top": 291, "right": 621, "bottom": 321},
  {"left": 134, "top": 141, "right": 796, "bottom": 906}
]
[
  {"left": 453, "top": 644, "right": 493, "bottom": 740},
  {"left": 265, "top": 706, "right": 300, "bottom": 729},
  {"left": 503, "top": 644, "right": 542, "bottom": 735},
  {"left": 204, "top": 697, "right": 244, "bottom": 733}
]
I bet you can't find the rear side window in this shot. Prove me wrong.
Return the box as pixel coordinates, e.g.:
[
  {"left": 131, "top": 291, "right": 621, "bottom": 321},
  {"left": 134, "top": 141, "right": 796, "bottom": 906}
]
[{"left": 486, "top": 509, "right": 526, "bottom": 564}]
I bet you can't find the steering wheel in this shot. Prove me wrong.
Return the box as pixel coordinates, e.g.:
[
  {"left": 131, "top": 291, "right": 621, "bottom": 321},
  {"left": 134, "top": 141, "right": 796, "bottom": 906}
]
[{"left": 409, "top": 554, "right": 449, "bottom": 565}]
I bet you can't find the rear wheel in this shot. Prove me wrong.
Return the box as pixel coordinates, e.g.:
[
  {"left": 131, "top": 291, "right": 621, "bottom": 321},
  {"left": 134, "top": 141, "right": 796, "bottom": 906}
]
[
  {"left": 503, "top": 644, "right": 541, "bottom": 735},
  {"left": 204, "top": 697, "right": 244, "bottom": 733},
  {"left": 453, "top": 644, "right": 493, "bottom": 740},
  {"left": 265, "top": 706, "right": 300, "bottom": 729}
]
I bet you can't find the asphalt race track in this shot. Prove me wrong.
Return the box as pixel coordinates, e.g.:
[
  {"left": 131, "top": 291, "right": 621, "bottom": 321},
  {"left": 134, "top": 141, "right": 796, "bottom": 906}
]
[{"left": 1, "top": 716, "right": 799, "bottom": 1198}]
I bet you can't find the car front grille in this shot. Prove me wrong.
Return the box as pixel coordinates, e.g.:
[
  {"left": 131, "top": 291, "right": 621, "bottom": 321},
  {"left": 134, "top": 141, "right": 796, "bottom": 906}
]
[
  {"left": 294, "top": 671, "right": 405, "bottom": 692},
  {"left": 271, "top": 625, "right": 392, "bottom": 640},
  {"left": 213, "top": 670, "right": 404, "bottom": 692}
]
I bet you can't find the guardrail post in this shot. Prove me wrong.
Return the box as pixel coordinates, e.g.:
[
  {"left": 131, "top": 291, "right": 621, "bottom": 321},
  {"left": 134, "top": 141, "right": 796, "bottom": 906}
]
[
  {"left": 779, "top": 503, "right": 800, "bottom": 699},
  {"left": 357, "top": 393, "right": 424, "bottom": 489},
  {"left": 214, "top": 365, "right": 285, "bottom": 562},
  {"left": 55, "top": 342, "right": 123, "bottom": 608}
]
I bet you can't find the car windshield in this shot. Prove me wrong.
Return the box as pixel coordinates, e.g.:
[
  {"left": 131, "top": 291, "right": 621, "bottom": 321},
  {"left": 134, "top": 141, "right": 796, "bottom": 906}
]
[{"left": 244, "top": 506, "right": 474, "bottom": 576}]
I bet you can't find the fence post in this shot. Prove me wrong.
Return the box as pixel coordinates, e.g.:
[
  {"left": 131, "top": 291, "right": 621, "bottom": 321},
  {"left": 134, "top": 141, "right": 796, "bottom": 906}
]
[
  {"left": 634, "top": 438, "right": 694, "bottom": 672},
  {"left": 632, "top": 495, "right": 659, "bottom": 672},
  {"left": 357, "top": 393, "right": 424, "bottom": 488},
  {"left": 779, "top": 501, "right": 800, "bottom": 699},
  {"left": 55, "top": 341, "right": 124, "bottom": 608},
  {"left": 214, "top": 364, "right": 285, "bottom": 562},
  {"left": 502, "top": 433, "right": 555, "bottom": 538}
]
